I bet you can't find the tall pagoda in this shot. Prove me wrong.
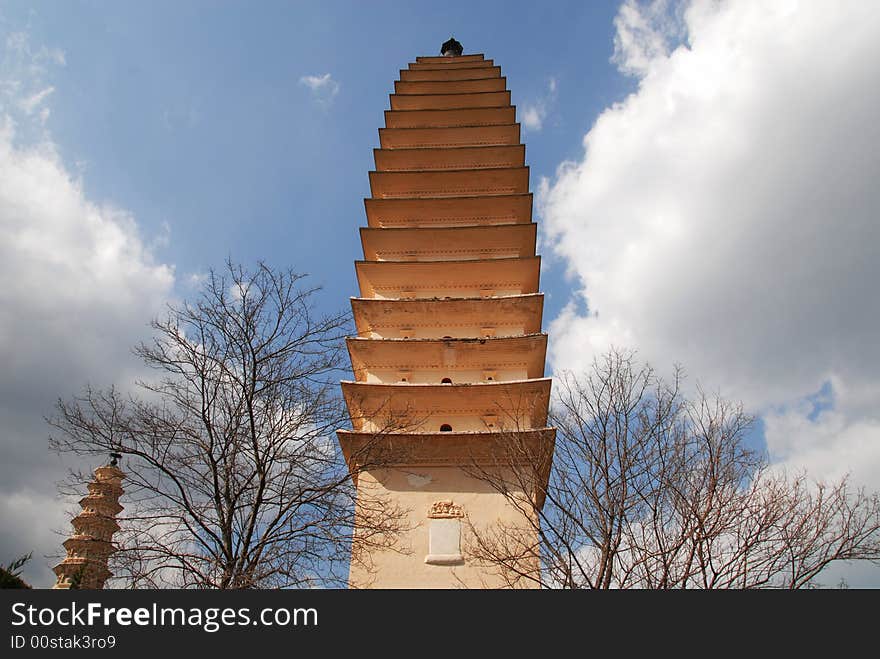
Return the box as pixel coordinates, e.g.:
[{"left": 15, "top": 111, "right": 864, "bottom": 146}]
[
  {"left": 338, "top": 42, "right": 554, "bottom": 588},
  {"left": 53, "top": 455, "right": 124, "bottom": 589}
]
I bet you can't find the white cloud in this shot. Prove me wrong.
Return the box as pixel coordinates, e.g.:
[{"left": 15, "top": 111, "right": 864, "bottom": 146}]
[
  {"left": 0, "top": 31, "right": 174, "bottom": 586},
  {"left": 521, "top": 77, "right": 559, "bottom": 132},
  {"left": 522, "top": 106, "right": 543, "bottom": 132},
  {"left": 542, "top": 0, "right": 880, "bottom": 501},
  {"left": 18, "top": 85, "right": 54, "bottom": 116},
  {"left": 611, "top": 0, "right": 685, "bottom": 77},
  {"left": 4, "top": 31, "right": 65, "bottom": 68},
  {"left": 299, "top": 72, "right": 340, "bottom": 106},
  {"left": 1, "top": 31, "right": 66, "bottom": 139},
  {"left": 185, "top": 271, "right": 209, "bottom": 289}
]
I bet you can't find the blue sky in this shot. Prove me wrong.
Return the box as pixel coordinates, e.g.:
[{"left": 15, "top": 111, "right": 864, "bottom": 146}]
[
  {"left": 2, "top": 0, "right": 880, "bottom": 587},
  {"left": 2, "top": 0, "right": 628, "bottom": 324}
]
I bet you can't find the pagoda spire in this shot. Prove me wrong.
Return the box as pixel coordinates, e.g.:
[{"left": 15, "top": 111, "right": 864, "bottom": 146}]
[
  {"left": 52, "top": 454, "right": 125, "bottom": 589},
  {"left": 440, "top": 37, "right": 463, "bottom": 57}
]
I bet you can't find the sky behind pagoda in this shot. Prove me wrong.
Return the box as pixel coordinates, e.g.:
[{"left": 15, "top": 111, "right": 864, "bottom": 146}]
[{"left": 2, "top": 0, "right": 879, "bottom": 587}]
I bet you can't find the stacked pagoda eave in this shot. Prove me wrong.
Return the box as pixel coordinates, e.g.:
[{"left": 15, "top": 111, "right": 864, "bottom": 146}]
[
  {"left": 394, "top": 77, "right": 508, "bottom": 94},
  {"left": 360, "top": 223, "right": 537, "bottom": 261},
  {"left": 369, "top": 166, "right": 529, "bottom": 198},
  {"left": 373, "top": 143, "right": 525, "bottom": 171},
  {"left": 341, "top": 378, "right": 551, "bottom": 432},
  {"left": 346, "top": 333, "right": 548, "bottom": 382},
  {"left": 355, "top": 256, "right": 541, "bottom": 299},
  {"left": 398, "top": 65, "right": 502, "bottom": 81},
  {"left": 408, "top": 58, "right": 495, "bottom": 70},
  {"left": 350, "top": 293, "right": 545, "bottom": 339},
  {"left": 384, "top": 106, "right": 516, "bottom": 128},
  {"left": 364, "top": 193, "right": 532, "bottom": 228},
  {"left": 336, "top": 428, "right": 555, "bottom": 509}
]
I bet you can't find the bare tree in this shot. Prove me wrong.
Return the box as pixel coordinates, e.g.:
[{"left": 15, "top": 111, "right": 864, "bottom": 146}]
[
  {"left": 465, "top": 348, "right": 880, "bottom": 588},
  {"left": 49, "top": 261, "right": 405, "bottom": 588}
]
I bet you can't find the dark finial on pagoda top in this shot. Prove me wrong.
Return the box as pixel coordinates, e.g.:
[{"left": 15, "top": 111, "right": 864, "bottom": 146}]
[
  {"left": 441, "top": 37, "right": 463, "bottom": 57},
  {"left": 109, "top": 452, "right": 122, "bottom": 467}
]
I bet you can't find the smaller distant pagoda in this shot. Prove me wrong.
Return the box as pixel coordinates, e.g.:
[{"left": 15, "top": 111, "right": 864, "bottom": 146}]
[{"left": 53, "top": 454, "right": 125, "bottom": 590}]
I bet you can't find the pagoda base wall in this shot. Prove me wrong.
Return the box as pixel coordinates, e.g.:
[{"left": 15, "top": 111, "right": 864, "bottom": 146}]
[{"left": 350, "top": 466, "right": 540, "bottom": 589}]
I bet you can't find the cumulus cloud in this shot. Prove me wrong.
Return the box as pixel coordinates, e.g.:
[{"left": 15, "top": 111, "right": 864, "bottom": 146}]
[
  {"left": 18, "top": 85, "right": 53, "bottom": 117},
  {"left": 1, "top": 31, "right": 66, "bottom": 137},
  {"left": 542, "top": 0, "right": 880, "bottom": 504},
  {"left": 611, "top": 0, "right": 685, "bottom": 77},
  {"left": 521, "top": 77, "right": 558, "bottom": 132},
  {"left": 299, "top": 73, "right": 340, "bottom": 106},
  {"left": 764, "top": 378, "right": 880, "bottom": 487},
  {"left": 0, "top": 31, "right": 174, "bottom": 586}
]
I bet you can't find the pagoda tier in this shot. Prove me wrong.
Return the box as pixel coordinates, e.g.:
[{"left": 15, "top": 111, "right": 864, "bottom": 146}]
[
  {"left": 53, "top": 462, "right": 124, "bottom": 590},
  {"left": 379, "top": 124, "right": 520, "bottom": 149},
  {"left": 384, "top": 106, "right": 515, "bottom": 128},
  {"left": 338, "top": 428, "right": 554, "bottom": 488},
  {"left": 346, "top": 334, "right": 547, "bottom": 383},
  {"left": 351, "top": 294, "right": 544, "bottom": 339},
  {"left": 408, "top": 59, "right": 495, "bottom": 70},
  {"left": 395, "top": 77, "right": 507, "bottom": 94},
  {"left": 355, "top": 256, "right": 541, "bottom": 298},
  {"left": 369, "top": 167, "right": 529, "bottom": 198},
  {"left": 341, "top": 378, "right": 551, "bottom": 433},
  {"left": 399, "top": 65, "right": 502, "bottom": 81},
  {"left": 390, "top": 90, "right": 511, "bottom": 111},
  {"left": 69, "top": 511, "right": 121, "bottom": 536},
  {"left": 365, "top": 194, "right": 532, "bottom": 228},
  {"left": 338, "top": 428, "right": 554, "bottom": 465},
  {"left": 360, "top": 224, "right": 536, "bottom": 261},
  {"left": 374, "top": 144, "right": 524, "bottom": 171},
  {"left": 415, "top": 54, "right": 488, "bottom": 63},
  {"left": 339, "top": 50, "right": 554, "bottom": 588}
]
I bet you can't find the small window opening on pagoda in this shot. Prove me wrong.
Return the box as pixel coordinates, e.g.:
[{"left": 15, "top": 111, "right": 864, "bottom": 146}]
[
  {"left": 441, "top": 377, "right": 452, "bottom": 384},
  {"left": 440, "top": 424, "right": 453, "bottom": 432}
]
